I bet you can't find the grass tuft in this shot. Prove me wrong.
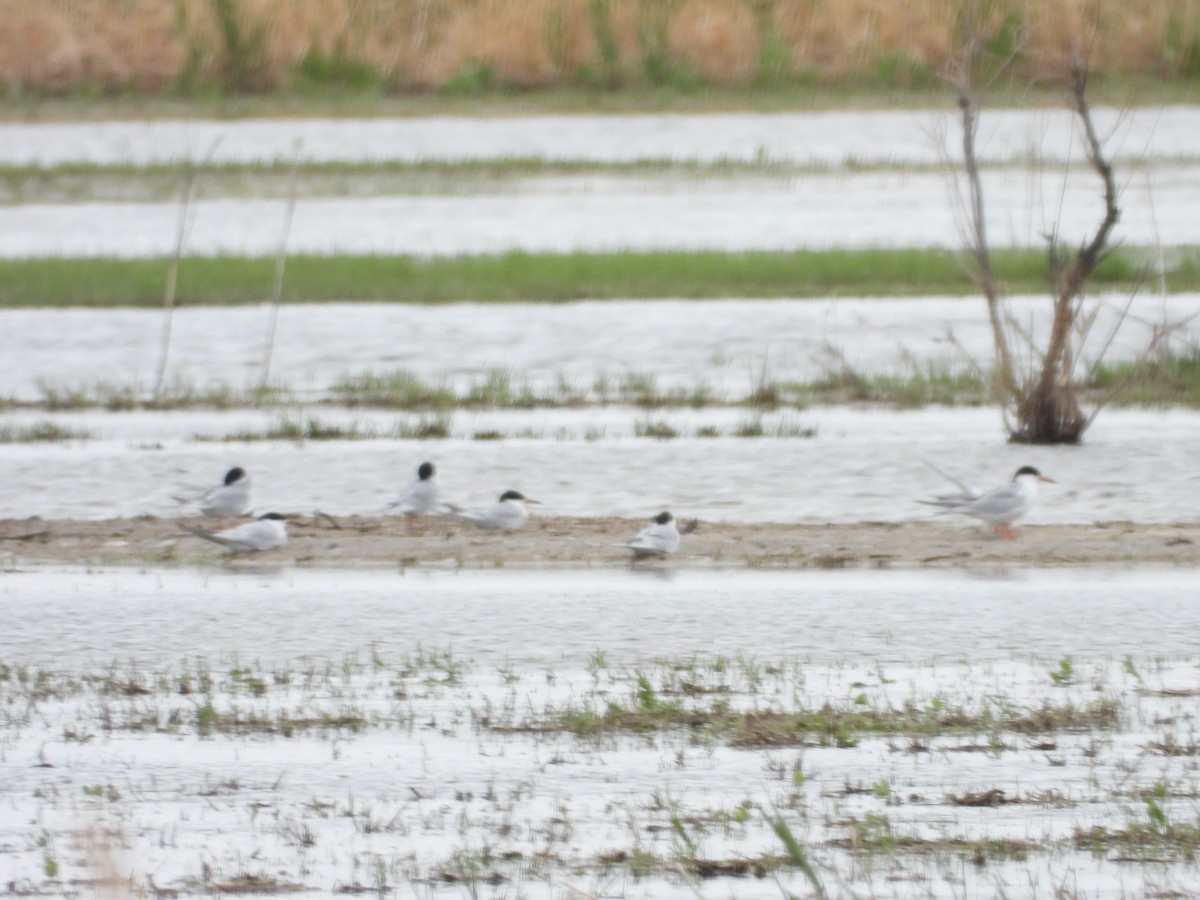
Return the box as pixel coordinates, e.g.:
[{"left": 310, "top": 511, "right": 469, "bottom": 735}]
[
  {"left": 330, "top": 371, "right": 457, "bottom": 410},
  {"left": 10, "top": 349, "right": 1200, "bottom": 421},
  {"left": 634, "top": 418, "right": 679, "bottom": 440},
  {"left": 0, "top": 420, "right": 91, "bottom": 442},
  {"left": 201, "top": 412, "right": 452, "bottom": 442},
  {"left": 1090, "top": 346, "right": 1200, "bottom": 407}
]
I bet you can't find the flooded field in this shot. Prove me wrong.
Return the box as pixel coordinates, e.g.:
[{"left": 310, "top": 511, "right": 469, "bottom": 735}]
[
  {"left": 2, "top": 295, "right": 1197, "bottom": 524},
  {"left": 3, "top": 108, "right": 1200, "bottom": 900},
  {"left": 5, "top": 167, "right": 1199, "bottom": 257},
  {"left": 2, "top": 405, "right": 1199, "bottom": 524},
  {"left": 2, "top": 566, "right": 1199, "bottom": 899},
  {"left": 3, "top": 296, "right": 1194, "bottom": 400},
  {"left": 2, "top": 108, "right": 1194, "bottom": 167},
  {"left": 3, "top": 108, "right": 1200, "bottom": 256}
]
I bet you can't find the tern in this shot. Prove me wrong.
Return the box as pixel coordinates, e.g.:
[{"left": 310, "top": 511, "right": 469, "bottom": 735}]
[
  {"left": 922, "top": 465, "right": 1054, "bottom": 539},
  {"left": 173, "top": 466, "right": 251, "bottom": 518},
  {"left": 452, "top": 490, "right": 539, "bottom": 531},
  {"left": 184, "top": 512, "right": 288, "bottom": 553},
  {"left": 619, "top": 511, "right": 682, "bottom": 559},
  {"left": 385, "top": 461, "right": 443, "bottom": 527}
]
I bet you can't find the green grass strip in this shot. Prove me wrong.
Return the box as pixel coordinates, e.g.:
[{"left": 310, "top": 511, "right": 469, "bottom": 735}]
[{"left": 0, "top": 247, "right": 1180, "bottom": 307}]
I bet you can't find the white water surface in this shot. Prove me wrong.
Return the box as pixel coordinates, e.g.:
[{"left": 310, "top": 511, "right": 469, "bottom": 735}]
[
  {"left": 1, "top": 405, "right": 1198, "bottom": 523},
  {"left": 3, "top": 297, "right": 1198, "bottom": 523},
  {"left": 5, "top": 166, "right": 1199, "bottom": 256},
  {"left": 4, "top": 108, "right": 1197, "bottom": 258},
  {"left": 0, "top": 566, "right": 1193, "bottom": 665},
  {"left": 2, "top": 295, "right": 1195, "bottom": 401},
  {"left": 1, "top": 107, "right": 1193, "bottom": 167},
  {"left": 4, "top": 105, "right": 1200, "bottom": 900},
  {"left": 2, "top": 567, "right": 1199, "bottom": 899}
]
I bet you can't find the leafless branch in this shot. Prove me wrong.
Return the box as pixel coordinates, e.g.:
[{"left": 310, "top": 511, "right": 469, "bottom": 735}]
[
  {"left": 1081, "top": 292, "right": 1140, "bottom": 383},
  {"left": 1083, "top": 313, "right": 1198, "bottom": 429},
  {"left": 1030, "top": 55, "right": 1121, "bottom": 409},
  {"left": 955, "top": 85, "right": 1021, "bottom": 402},
  {"left": 943, "top": 326, "right": 989, "bottom": 382}
]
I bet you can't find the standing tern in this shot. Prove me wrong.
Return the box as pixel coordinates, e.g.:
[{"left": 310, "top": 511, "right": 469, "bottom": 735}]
[
  {"left": 173, "top": 466, "right": 252, "bottom": 518},
  {"left": 452, "top": 490, "right": 539, "bottom": 531},
  {"left": 385, "top": 461, "right": 443, "bottom": 527},
  {"left": 184, "top": 512, "right": 288, "bottom": 553},
  {"left": 922, "top": 465, "right": 1055, "bottom": 539},
  {"left": 619, "top": 511, "right": 682, "bottom": 559}
]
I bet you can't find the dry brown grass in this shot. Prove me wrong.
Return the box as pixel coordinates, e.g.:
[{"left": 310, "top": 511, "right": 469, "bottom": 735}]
[{"left": 1, "top": 0, "right": 1198, "bottom": 93}]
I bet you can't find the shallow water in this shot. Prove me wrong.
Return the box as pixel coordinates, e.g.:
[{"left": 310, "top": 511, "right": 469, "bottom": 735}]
[
  {"left": 2, "top": 295, "right": 1194, "bottom": 400},
  {"left": 5, "top": 108, "right": 1198, "bottom": 258},
  {"left": 5, "top": 165, "right": 1199, "bottom": 257},
  {"left": 2, "top": 566, "right": 1199, "bottom": 899},
  {"left": 1, "top": 107, "right": 1192, "bottom": 166},
  {"left": 5, "top": 106, "right": 1200, "bottom": 900},
  {"left": 1, "top": 405, "right": 1199, "bottom": 523},
  {"left": 3, "top": 293, "right": 1199, "bottom": 525},
  {"left": 3, "top": 295, "right": 1198, "bottom": 523},
  {"left": 0, "top": 566, "right": 1194, "bottom": 666}
]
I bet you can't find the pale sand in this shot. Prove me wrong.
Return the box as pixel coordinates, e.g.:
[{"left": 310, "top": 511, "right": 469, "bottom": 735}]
[{"left": 2, "top": 515, "right": 1198, "bottom": 569}]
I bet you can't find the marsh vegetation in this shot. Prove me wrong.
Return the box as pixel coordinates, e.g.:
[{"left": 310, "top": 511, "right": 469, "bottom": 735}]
[
  {"left": 4, "top": 11, "right": 1200, "bottom": 898},
  {"left": 6, "top": 347, "right": 1200, "bottom": 430},
  {"left": 4, "top": 0, "right": 1200, "bottom": 100},
  {"left": 5, "top": 622, "right": 1200, "bottom": 897}
]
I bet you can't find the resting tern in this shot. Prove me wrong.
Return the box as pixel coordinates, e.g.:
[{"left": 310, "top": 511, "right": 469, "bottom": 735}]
[
  {"left": 922, "top": 465, "right": 1054, "bottom": 539},
  {"left": 452, "top": 490, "right": 539, "bottom": 531},
  {"left": 619, "top": 511, "right": 682, "bottom": 559},
  {"left": 173, "top": 466, "right": 251, "bottom": 518},
  {"left": 386, "top": 461, "right": 443, "bottom": 526},
  {"left": 184, "top": 512, "right": 288, "bottom": 553}
]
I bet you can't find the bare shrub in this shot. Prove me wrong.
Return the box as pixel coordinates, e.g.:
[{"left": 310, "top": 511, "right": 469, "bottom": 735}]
[{"left": 942, "top": 3, "right": 1172, "bottom": 444}]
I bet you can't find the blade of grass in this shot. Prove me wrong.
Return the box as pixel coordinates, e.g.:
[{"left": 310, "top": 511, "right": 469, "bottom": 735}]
[{"left": 769, "top": 813, "right": 826, "bottom": 899}]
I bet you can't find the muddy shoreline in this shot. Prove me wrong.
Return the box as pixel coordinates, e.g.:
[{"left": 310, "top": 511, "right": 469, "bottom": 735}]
[{"left": 2, "top": 515, "right": 1198, "bottom": 569}]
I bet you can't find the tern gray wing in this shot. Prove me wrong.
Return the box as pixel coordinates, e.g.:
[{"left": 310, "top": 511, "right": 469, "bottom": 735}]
[{"left": 916, "top": 456, "right": 982, "bottom": 506}]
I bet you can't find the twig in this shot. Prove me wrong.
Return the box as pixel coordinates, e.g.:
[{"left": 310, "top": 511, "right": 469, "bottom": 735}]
[
  {"left": 1083, "top": 309, "right": 1200, "bottom": 428},
  {"left": 152, "top": 137, "right": 221, "bottom": 399},
  {"left": 944, "top": 326, "right": 988, "bottom": 382},
  {"left": 670, "top": 862, "right": 707, "bottom": 900},
  {"left": 944, "top": 16, "right": 1021, "bottom": 404},
  {"left": 1033, "top": 54, "right": 1121, "bottom": 402},
  {"left": 260, "top": 153, "right": 301, "bottom": 390},
  {"left": 1081, "top": 291, "right": 1140, "bottom": 384},
  {"left": 312, "top": 511, "right": 342, "bottom": 530}
]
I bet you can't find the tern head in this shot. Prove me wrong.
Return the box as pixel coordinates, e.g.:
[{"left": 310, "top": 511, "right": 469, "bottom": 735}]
[
  {"left": 499, "top": 490, "right": 539, "bottom": 504},
  {"left": 258, "top": 512, "right": 287, "bottom": 521},
  {"left": 417, "top": 461, "right": 436, "bottom": 481},
  {"left": 653, "top": 511, "right": 674, "bottom": 525},
  {"left": 224, "top": 467, "right": 247, "bottom": 486},
  {"left": 1014, "top": 465, "right": 1055, "bottom": 483}
]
